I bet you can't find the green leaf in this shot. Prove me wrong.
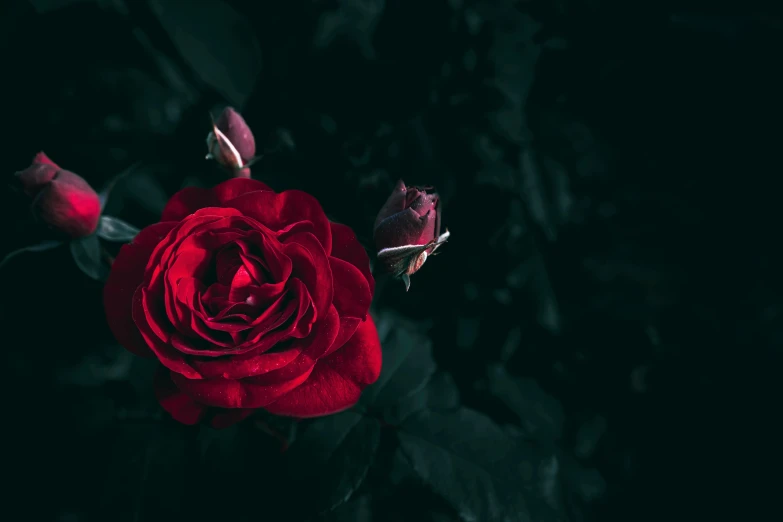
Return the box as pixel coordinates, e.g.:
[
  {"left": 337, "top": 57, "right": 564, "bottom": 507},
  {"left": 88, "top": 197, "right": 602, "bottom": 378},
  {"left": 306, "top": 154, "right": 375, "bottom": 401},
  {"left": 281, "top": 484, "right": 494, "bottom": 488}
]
[
  {"left": 123, "top": 170, "right": 170, "bottom": 216},
  {"left": 398, "top": 408, "right": 557, "bottom": 522},
  {"left": 148, "top": 0, "right": 261, "bottom": 107},
  {"left": 196, "top": 422, "right": 286, "bottom": 520},
  {"left": 359, "top": 311, "right": 437, "bottom": 420},
  {"left": 316, "top": 494, "right": 373, "bottom": 522},
  {"left": 487, "top": 364, "right": 564, "bottom": 441},
  {"left": 390, "top": 371, "right": 460, "bottom": 424},
  {"left": 0, "top": 240, "right": 62, "bottom": 270},
  {"left": 96, "top": 216, "right": 140, "bottom": 243},
  {"left": 70, "top": 235, "right": 109, "bottom": 281},
  {"left": 564, "top": 460, "right": 605, "bottom": 503},
  {"left": 28, "top": 0, "right": 87, "bottom": 13},
  {"left": 285, "top": 411, "right": 381, "bottom": 517},
  {"left": 98, "top": 422, "right": 196, "bottom": 522},
  {"left": 99, "top": 161, "right": 143, "bottom": 211}
]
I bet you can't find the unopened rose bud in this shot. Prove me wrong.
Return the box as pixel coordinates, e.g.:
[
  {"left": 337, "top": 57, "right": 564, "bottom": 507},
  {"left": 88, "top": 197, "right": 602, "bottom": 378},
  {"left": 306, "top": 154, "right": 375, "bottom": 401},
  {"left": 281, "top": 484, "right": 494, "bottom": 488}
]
[
  {"left": 206, "top": 107, "right": 256, "bottom": 178},
  {"left": 15, "top": 152, "right": 101, "bottom": 238},
  {"left": 374, "top": 180, "right": 450, "bottom": 290}
]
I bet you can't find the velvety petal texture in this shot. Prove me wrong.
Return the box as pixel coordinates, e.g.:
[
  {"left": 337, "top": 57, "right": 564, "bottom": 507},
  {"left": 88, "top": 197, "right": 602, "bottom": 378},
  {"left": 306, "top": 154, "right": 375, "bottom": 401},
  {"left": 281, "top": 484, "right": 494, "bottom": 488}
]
[
  {"left": 216, "top": 107, "right": 256, "bottom": 163},
  {"left": 373, "top": 180, "right": 447, "bottom": 282},
  {"left": 105, "top": 178, "right": 380, "bottom": 427},
  {"left": 374, "top": 180, "right": 441, "bottom": 250},
  {"left": 15, "top": 152, "right": 101, "bottom": 238},
  {"left": 207, "top": 107, "right": 256, "bottom": 178}
]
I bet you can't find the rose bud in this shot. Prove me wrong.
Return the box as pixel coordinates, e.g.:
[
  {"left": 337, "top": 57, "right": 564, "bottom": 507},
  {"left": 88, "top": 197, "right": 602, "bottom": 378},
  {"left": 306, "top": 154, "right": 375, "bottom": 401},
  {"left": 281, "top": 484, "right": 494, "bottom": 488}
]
[
  {"left": 15, "top": 152, "right": 101, "bottom": 238},
  {"left": 206, "top": 106, "right": 257, "bottom": 178},
  {"left": 373, "top": 180, "right": 450, "bottom": 290}
]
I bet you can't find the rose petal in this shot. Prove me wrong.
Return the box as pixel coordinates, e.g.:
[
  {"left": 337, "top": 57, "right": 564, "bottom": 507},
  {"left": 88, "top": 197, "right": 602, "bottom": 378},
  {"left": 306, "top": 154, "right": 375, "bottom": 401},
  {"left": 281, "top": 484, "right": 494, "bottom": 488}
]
[
  {"left": 172, "top": 279, "right": 238, "bottom": 346},
  {"left": 132, "top": 287, "right": 202, "bottom": 379},
  {"left": 215, "top": 248, "right": 243, "bottom": 285},
  {"left": 17, "top": 163, "right": 58, "bottom": 196},
  {"left": 373, "top": 179, "right": 408, "bottom": 228},
  {"left": 167, "top": 285, "right": 302, "bottom": 357},
  {"left": 329, "top": 256, "right": 372, "bottom": 321},
  {"left": 330, "top": 222, "right": 375, "bottom": 295},
  {"left": 193, "top": 305, "right": 340, "bottom": 380},
  {"left": 374, "top": 207, "right": 433, "bottom": 250},
  {"left": 282, "top": 233, "right": 333, "bottom": 318},
  {"left": 212, "top": 178, "right": 272, "bottom": 203},
  {"left": 154, "top": 367, "right": 207, "bottom": 425},
  {"left": 216, "top": 107, "right": 256, "bottom": 162},
  {"left": 146, "top": 214, "right": 231, "bottom": 292},
  {"left": 160, "top": 187, "right": 215, "bottom": 222},
  {"left": 408, "top": 192, "right": 438, "bottom": 217},
  {"left": 161, "top": 178, "right": 272, "bottom": 221},
  {"left": 33, "top": 151, "right": 59, "bottom": 168},
  {"left": 171, "top": 365, "right": 314, "bottom": 409},
  {"left": 226, "top": 190, "right": 332, "bottom": 254},
  {"left": 324, "top": 317, "right": 361, "bottom": 358},
  {"left": 104, "top": 222, "right": 177, "bottom": 357},
  {"left": 236, "top": 232, "right": 291, "bottom": 283},
  {"left": 143, "top": 286, "right": 175, "bottom": 344},
  {"left": 228, "top": 266, "right": 254, "bottom": 299},
  {"left": 34, "top": 171, "right": 101, "bottom": 237},
  {"left": 263, "top": 316, "right": 382, "bottom": 417},
  {"left": 193, "top": 345, "right": 303, "bottom": 380}
]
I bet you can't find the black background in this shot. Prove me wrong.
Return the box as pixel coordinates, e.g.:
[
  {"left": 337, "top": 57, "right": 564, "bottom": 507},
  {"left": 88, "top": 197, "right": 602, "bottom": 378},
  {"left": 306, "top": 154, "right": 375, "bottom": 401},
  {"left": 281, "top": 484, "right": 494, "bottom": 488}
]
[{"left": 2, "top": 1, "right": 782, "bottom": 521}]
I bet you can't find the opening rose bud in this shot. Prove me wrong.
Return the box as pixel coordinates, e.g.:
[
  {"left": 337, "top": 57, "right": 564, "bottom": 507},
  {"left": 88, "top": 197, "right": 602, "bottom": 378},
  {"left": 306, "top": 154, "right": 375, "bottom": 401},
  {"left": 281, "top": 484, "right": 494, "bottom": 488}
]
[
  {"left": 15, "top": 152, "right": 101, "bottom": 238},
  {"left": 206, "top": 106, "right": 257, "bottom": 177},
  {"left": 373, "top": 180, "right": 450, "bottom": 290}
]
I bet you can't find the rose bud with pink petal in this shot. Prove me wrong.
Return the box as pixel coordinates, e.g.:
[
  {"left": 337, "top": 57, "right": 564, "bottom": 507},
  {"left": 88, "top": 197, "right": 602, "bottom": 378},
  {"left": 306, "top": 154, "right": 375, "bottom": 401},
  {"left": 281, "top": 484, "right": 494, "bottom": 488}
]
[
  {"left": 206, "top": 106, "right": 257, "bottom": 178},
  {"left": 373, "top": 180, "right": 450, "bottom": 290},
  {"left": 15, "top": 152, "right": 101, "bottom": 238}
]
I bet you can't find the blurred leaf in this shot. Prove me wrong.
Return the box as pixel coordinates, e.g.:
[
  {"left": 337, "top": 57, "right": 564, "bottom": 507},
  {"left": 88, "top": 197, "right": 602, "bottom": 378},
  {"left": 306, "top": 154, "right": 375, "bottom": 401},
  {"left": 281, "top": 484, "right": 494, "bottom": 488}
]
[
  {"left": 96, "top": 216, "right": 140, "bottom": 243},
  {"left": 254, "top": 410, "right": 299, "bottom": 451},
  {"left": 57, "top": 388, "right": 116, "bottom": 435},
  {"left": 56, "top": 344, "right": 134, "bottom": 387},
  {"left": 0, "top": 240, "right": 62, "bottom": 271},
  {"left": 391, "top": 371, "right": 460, "bottom": 424},
  {"left": 316, "top": 494, "right": 373, "bottom": 522},
  {"left": 520, "top": 147, "right": 557, "bottom": 241},
  {"left": 481, "top": 9, "right": 541, "bottom": 143},
  {"left": 487, "top": 364, "right": 564, "bottom": 442},
  {"left": 314, "top": 0, "right": 385, "bottom": 58},
  {"left": 99, "top": 161, "right": 143, "bottom": 211},
  {"left": 148, "top": 0, "right": 261, "bottom": 107},
  {"left": 359, "top": 311, "right": 437, "bottom": 420},
  {"left": 574, "top": 415, "right": 606, "bottom": 459},
  {"left": 519, "top": 149, "right": 574, "bottom": 241},
  {"left": 27, "top": 0, "right": 88, "bottom": 13},
  {"left": 285, "top": 411, "right": 381, "bottom": 517},
  {"left": 195, "top": 422, "right": 290, "bottom": 520},
  {"left": 564, "top": 459, "right": 606, "bottom": 504},
  {"left": 120, "top": 170, "right": 170, "bottom": 217},
  {"left": 98, "top": 422, "right": 194, "bottom": 522},
  {"left": 198, "top": 424, "right": 243, "bottom": 470},
  {"left": 398, "top": 408, "right": 552, "bottom": 522},
  {"left": 70, "top": 235, "right": 109, "bottom": 281}
]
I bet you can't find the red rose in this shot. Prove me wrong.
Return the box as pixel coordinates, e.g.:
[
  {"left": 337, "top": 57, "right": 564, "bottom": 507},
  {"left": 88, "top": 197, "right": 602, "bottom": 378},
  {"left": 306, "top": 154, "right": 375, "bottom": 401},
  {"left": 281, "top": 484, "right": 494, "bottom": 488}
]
[
  {"left": 104, "top": 178, "right": 381, "bottom": 427},
  {"left": 374, "top": 180, "right": 449, "bottom": 289},
  {"left": 15, "top": 152, "right": 101, "bottom": 238}
]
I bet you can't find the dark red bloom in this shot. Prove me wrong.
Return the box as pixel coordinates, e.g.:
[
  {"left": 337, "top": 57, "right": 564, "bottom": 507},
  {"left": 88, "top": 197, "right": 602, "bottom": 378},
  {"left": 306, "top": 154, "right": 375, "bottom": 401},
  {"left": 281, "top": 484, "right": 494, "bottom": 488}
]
[
  {"left": 206, "top": 107, "right": 256, "bottom": 178},
  {"left": 374, "top": 180, "right": 449, "bottom": 289},
  {"left": 104, "top": 178, "right": 381, "bottom": 427},
  {"left": 15, "top": 152, "right": 101, "bottom": 238}
]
